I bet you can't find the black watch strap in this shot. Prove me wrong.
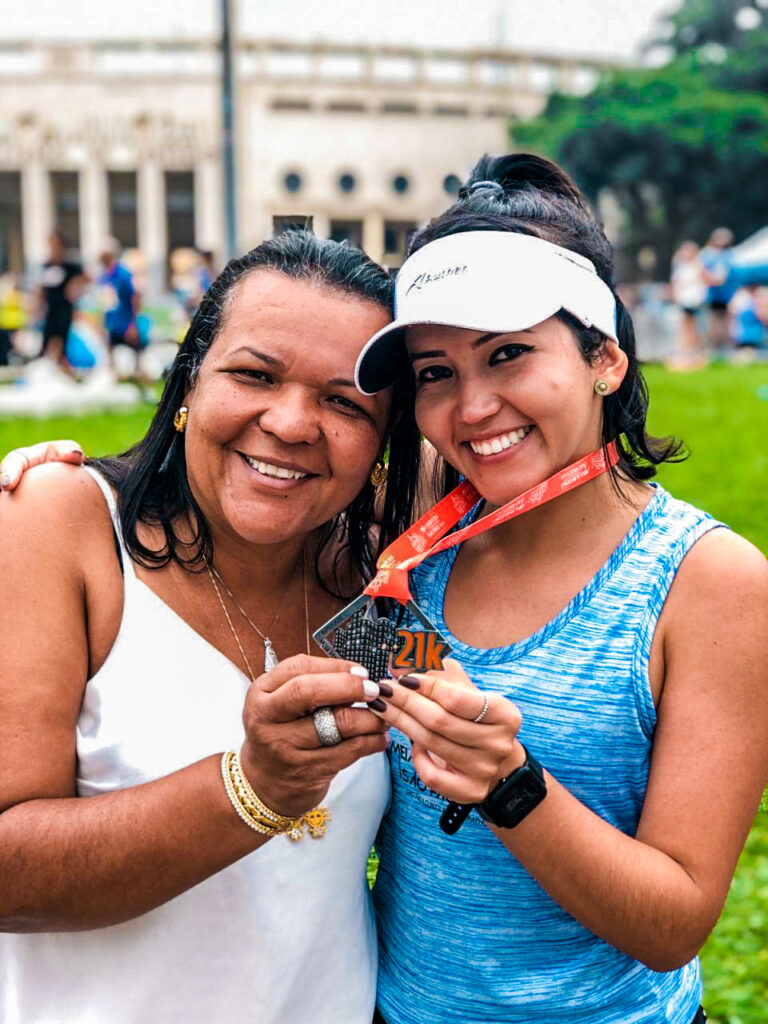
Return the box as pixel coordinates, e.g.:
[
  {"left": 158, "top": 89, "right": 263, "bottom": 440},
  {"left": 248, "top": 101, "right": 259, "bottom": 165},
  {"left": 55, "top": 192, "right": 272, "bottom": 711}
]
[{"left": 439, "top": 745, "right": 546, "bottom": 836}]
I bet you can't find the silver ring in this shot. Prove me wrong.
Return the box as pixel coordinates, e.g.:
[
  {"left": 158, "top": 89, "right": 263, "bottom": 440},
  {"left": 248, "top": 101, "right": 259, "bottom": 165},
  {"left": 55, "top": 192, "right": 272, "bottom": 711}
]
[
  {"left": 312, "top": 706, "right": 343, "bottom": 746},
  {"left": 473, "top": 693, "right": 490, "bottom": 724}
]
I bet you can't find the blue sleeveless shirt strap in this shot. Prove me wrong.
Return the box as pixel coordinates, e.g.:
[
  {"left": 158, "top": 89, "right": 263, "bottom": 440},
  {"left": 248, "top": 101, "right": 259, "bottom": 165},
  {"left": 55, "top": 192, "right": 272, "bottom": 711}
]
[{"left": 631, "top": 510, "right": 727, "bottom": 740}]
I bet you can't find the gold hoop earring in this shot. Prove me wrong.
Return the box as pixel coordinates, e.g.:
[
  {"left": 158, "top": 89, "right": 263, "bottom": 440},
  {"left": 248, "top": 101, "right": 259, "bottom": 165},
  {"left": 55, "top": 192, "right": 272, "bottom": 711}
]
[
  {"left": 173, "top": 406, "right": 189, "bottom": 433},
  {"left": 594, "top": 380, "right": 611, "bottom": 396},
  {"left": 370, "top": 460, "right": 388, "bottom": 487}
]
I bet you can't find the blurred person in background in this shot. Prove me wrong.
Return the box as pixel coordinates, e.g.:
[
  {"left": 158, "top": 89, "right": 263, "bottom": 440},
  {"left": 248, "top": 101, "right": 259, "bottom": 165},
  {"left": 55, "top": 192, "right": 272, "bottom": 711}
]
[
  {"left": 98, "top": 236, "right": 138, "bottom": 358},
  {"left": 700, "top": 227, "right": 737, "bottom": 356},
  {"left": 98, "top": 237, "right": 152, "bottom": 396},
  {"left": 196, "top": 249, "right": 216, "bottom": 297},
  {"left": 729, "top": 285, "right": 768, "bottom": 360},
  {"left": 0, "top": 273, "right": 27, "bottom": 366},
  {"left": 670, "top": 241, "right": 707, "bottom": 369},
  {"left": 39, "top": 228, "right": 86, "bottom": 375}
]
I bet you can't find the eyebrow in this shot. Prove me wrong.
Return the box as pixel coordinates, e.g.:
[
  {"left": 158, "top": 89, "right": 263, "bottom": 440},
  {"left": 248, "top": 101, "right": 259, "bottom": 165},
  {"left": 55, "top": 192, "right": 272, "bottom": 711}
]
[
  {"left": 229, "top": 347, "right": 358, "bottom": 389},
  {"left": 231, "top": 345, "right": 283, "bottom": 368},
  {"left": 409, "top": 350, "right": 445, "bottom": 363},
  {"left": 410, "top": 330, "right": 531, "bottom": 362}
]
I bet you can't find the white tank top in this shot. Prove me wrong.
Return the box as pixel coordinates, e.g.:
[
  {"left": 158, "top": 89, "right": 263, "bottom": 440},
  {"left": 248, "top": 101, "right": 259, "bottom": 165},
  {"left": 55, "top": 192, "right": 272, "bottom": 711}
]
[{"left": 0, "top": 469, "right": 390, "bottom": 1024}]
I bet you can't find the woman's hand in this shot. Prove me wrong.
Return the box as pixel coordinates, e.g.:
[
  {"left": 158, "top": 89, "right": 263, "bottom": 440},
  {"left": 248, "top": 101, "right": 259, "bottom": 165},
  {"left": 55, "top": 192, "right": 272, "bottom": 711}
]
[
  {"left": 373, "top": 658, "right": 524, "bottom": 805},
  {"left": 240, "top": 654, "right": 388, "bottom": 818},
  {"left": 0, "top": 440, "right": 84, "bottom": 491}
]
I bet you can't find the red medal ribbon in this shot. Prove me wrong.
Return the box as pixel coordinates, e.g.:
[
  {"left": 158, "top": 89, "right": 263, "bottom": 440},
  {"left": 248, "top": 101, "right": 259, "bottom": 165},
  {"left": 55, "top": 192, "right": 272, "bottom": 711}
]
[{"left": 365, "top": 440, "right": 620, "bottom": 604}]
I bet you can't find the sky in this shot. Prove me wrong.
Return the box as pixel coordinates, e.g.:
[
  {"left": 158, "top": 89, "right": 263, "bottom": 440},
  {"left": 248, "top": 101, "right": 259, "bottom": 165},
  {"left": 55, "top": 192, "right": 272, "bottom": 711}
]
[{"left": 4, "top": 0, "right": 680, "bottom": 61}]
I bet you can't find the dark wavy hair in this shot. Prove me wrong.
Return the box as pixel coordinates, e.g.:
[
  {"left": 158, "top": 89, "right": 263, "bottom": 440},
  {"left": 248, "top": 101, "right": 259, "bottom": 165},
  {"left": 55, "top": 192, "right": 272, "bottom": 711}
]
[
  {"left": 90, "top": 230, "right": 421, "bottom": 595},
  {"left": 408, "top": 153, "right": 685, "bottom": 496}
]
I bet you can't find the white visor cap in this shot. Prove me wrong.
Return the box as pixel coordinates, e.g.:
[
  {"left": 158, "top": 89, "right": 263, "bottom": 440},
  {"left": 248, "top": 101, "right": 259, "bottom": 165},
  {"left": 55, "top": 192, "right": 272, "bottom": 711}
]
[{"left": 355, "top": 230, "right": 618, "bottom": 395}]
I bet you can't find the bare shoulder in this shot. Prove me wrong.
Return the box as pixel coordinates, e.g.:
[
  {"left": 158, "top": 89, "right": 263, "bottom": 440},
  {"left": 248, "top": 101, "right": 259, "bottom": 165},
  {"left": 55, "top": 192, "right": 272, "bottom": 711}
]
[
  {"left": 660, "top": 525, "right": 768, "bottom": 661},
  {"left": 0, "top": 465, "right": 119, "bottom": 808},
  {"left": 666, "top": 526, "right": 767, "bottom": 613},
  {"left": 0, "top": 463, "right": 111, "bottom": 556}
]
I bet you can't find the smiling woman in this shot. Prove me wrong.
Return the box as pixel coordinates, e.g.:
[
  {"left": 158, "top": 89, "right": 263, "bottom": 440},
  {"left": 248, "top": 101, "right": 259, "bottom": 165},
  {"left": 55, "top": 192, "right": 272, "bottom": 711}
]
[
  {"left": 353, "top": 155, "right": 768, "bottom": 1024},
  {"left": 179, "top": 270, "right": 392, "bottom": 553},
  {"left": 0, "top": 231, "right": 422, "bottom": 1024}
]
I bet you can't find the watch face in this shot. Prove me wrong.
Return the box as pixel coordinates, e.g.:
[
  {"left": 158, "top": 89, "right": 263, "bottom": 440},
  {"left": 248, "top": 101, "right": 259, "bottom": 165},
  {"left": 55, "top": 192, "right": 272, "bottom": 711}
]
[
  {"left": 499, "top": 773, "right": 543, "bottom": 817},
  {"left": 482, "top": 762, "right": 546, "bottom": 828}
]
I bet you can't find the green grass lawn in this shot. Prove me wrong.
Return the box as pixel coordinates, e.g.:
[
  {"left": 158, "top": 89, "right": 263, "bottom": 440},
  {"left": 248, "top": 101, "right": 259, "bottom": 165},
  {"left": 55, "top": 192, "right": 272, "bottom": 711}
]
[
  {"left": 644, "top": 363, "right": 768, "bottom": 554},
  {"left": 0, "top": 363, "right": 766, "bottom": 1021},
  {"left": 0, "top": 406, "right": 157, "bottom": 460}
]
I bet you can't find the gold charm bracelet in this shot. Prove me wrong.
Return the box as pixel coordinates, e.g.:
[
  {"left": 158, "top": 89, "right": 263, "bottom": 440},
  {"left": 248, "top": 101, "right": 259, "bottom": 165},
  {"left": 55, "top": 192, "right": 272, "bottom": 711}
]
[{"left": 221, "top": 750, "right": 331, "bottom": 842}]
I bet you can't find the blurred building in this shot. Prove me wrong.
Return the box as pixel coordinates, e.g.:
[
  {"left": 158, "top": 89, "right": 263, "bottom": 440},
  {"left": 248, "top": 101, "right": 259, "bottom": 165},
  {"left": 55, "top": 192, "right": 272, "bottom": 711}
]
[{"left": 0, "top": 38, "right": 614, "bottom": 297}]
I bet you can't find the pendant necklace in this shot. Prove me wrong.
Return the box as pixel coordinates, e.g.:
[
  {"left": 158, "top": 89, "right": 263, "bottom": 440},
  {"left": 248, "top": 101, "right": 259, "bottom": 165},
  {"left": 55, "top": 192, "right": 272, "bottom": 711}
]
[
  {"left": 207, "top": 549, "right": 310, "bottom": 675},
  {"left": 210, "top": 552, "right": 329, "bottom": 842}
]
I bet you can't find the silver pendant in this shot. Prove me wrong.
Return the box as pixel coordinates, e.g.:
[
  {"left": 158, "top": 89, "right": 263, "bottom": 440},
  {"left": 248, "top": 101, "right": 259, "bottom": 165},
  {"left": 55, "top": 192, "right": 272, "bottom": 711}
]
[{"left": 263, "top": 637, "right": 279, "bottom": 672}]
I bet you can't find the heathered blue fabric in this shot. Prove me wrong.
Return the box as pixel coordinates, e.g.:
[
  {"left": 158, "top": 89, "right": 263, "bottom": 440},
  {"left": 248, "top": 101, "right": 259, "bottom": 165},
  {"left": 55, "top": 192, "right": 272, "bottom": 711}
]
[{"left": 374, "top": 485, "right": 723, "bottom": 1024}]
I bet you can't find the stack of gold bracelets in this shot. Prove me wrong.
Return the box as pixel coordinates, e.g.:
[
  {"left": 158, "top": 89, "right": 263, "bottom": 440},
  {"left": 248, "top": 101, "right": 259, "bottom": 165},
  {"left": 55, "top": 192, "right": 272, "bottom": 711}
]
[{"left": 221, "top": 750, "right": 330, "bottom": 842}]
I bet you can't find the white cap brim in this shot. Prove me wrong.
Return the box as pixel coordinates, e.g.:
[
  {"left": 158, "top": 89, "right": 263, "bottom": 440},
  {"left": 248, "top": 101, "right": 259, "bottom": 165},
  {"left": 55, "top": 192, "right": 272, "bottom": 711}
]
[{"left": 355, "top": 231, "right": 618, "bottom": 395}]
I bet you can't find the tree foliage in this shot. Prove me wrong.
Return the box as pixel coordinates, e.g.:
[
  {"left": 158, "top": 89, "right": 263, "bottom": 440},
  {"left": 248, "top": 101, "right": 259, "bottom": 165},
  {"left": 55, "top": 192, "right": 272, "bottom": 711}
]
[
  {"left": 513, "top": 2, "right": 768, "bottom": 279},
  {"left": 651, "top": 0, "right": 764, "bottom": 53}
]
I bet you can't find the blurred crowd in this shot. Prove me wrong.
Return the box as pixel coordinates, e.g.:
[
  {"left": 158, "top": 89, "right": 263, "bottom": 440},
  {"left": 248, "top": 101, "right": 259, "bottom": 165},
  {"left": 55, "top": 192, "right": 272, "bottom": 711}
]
[
  {"left": 667, "top": 227, "right": 768, "bottom": 369},
  {"left": 0, "top": 229, "right": 216, "bottom": 392},
  {"left": 1, "top": 225, "right": 765, "bottom": 401}
]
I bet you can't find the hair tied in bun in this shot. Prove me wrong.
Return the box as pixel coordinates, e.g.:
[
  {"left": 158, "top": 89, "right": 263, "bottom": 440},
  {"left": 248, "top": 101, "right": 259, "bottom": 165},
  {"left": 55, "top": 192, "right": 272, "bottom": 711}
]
[{"left": 461, "top": 180, "right": 505, "bottom": 200}]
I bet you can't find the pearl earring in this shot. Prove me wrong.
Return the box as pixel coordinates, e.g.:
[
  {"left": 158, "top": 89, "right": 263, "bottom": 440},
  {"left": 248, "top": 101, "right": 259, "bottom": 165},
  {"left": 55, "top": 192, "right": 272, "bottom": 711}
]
[
  {"left": 594, "top": 380, "right": 610, "bottom": 396},
  {"left": 173, "top": 406, "right": 189, "bottom": 432}
]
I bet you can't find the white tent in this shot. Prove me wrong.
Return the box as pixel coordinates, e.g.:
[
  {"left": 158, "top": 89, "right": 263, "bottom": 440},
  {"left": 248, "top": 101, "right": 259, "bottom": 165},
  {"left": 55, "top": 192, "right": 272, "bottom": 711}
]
[{"left": 730, "top": 226, "right": 768, "bottom": 268}]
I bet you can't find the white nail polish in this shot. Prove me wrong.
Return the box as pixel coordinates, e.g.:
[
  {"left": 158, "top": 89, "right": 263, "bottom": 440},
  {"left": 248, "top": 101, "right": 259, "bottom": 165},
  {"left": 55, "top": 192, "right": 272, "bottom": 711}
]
[
  {"left": 362, "top": 679, "right": 380, "bottom": 699},
  {"left": 350, "top": 665, "right": 369, "bottom": 678}
]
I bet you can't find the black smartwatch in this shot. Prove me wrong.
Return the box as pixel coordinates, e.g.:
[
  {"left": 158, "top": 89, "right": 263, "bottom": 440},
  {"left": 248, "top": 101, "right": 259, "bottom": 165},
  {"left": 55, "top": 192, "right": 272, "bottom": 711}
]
[{"left": 477, "top": 744, "right": 547, "bottom": 829}]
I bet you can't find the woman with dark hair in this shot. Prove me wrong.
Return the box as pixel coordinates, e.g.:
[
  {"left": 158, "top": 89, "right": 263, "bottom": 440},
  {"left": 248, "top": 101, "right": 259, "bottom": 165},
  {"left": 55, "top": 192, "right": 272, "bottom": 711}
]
[
  {"left": 354, "top": 155, "right": 768, "bottom": 1024},
  {"left": 0, "top": 231, "right": 421, "bottom": 1023}
]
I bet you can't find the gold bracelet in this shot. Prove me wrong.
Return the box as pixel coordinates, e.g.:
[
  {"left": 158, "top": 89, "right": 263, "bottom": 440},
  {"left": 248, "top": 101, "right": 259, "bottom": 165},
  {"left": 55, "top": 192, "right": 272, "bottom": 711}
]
[{"left": 220, "top": 751, "right": 332, "bottom": 842}]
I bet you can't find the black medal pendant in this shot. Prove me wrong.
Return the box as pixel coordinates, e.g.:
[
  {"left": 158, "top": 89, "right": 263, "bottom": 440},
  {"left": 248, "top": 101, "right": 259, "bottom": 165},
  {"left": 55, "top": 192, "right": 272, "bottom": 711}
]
[{"left": 313, "top": 595, "right": 452, "bottom": 682}]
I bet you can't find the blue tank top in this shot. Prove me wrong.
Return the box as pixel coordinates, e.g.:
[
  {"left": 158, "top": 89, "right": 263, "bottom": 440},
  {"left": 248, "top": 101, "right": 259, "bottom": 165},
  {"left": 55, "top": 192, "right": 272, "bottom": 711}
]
[{"left": 374, "top": 485, "right": 723, "bottom": 1024}]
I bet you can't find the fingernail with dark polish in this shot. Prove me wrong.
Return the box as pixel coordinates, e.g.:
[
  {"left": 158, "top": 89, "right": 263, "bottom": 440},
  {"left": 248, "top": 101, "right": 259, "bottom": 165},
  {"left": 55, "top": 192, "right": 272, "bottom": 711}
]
[
  {"left": 378, "top": 682, "right": 394, "bottom": 698},
  {"left": 369, "top": 698, "right": 387, "bottom": 712},
  {"left": 399, "top": 675, "right": 420, "bottom": 690}
]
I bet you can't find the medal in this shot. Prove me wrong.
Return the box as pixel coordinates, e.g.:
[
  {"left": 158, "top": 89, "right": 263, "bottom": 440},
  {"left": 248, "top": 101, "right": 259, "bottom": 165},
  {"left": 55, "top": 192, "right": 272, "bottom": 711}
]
[
  {"left": 313, "top": 594, "right": 452, "bottom": 682},
  {"left": 314, "top": 442, "right": 620, "bottom": 830}
]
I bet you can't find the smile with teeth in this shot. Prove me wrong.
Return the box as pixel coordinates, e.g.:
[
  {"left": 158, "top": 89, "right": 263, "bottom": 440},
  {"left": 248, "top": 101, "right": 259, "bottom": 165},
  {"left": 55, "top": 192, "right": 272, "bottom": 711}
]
[
  {"left": 469, "top": 426, "right": 533, "bottom": 456},
  {"left": 243, "top": 455, "right": 309, "bottom": 480}
]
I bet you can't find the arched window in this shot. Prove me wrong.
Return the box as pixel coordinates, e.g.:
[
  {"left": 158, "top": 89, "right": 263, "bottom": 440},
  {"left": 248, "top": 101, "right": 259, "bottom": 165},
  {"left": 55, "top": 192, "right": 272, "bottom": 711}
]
[
  {"left": 443, "top": 174, "right": 461, "bottom": 196},
  {"left": 338, "top": 172, "right": 357, "bottom": 194}
]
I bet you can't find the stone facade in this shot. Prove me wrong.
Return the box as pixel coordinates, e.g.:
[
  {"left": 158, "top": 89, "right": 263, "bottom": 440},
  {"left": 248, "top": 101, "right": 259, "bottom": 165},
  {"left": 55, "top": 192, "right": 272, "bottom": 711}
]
[{"left": 0, "top": 38, "right": 617, "bottom": 297}]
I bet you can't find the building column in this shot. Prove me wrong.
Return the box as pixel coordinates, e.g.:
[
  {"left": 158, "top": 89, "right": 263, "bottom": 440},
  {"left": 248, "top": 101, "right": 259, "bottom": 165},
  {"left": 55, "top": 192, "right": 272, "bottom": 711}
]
[
  {"left": 79, "top": 160, "right": 109, "bottom": 270},
  {"left": 363, "top": 213, "right": 385, "bottom": 264},
  {"left": 137, "top": 160, "right": 167, "bottom": 301},
  {"left": 21, "top": 160, "right": 53, "bottom": 280},
  {"left": 194, "top": 157, "right": 223, "bottom": 261},
  {"left": 312, "top": 212, "right": 330, "bottom": 240}
]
